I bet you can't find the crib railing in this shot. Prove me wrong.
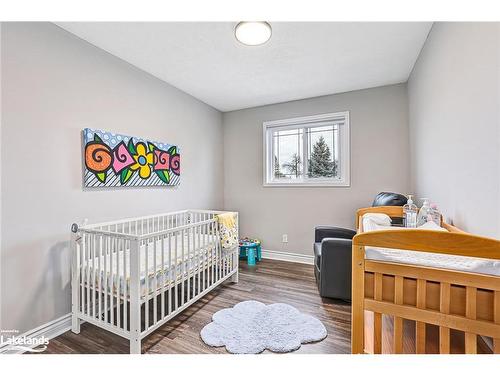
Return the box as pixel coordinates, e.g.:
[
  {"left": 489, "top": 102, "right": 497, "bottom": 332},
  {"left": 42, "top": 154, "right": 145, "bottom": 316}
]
[{"left": 71, "top": 210, "right": 239, "bottom": 353}]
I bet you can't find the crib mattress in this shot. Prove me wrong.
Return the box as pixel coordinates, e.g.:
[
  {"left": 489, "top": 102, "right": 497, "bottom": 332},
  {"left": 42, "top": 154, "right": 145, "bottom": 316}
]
[
  {"left": 83, "top": 233, "right": 234, "bottom": 298},
  {"left": 362, "top": 218, "right": 500, "bottom": 277}
]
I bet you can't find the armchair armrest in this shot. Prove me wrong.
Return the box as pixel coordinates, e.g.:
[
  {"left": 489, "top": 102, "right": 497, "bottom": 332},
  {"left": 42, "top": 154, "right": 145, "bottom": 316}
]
[
  {"left": 315, "top": 226, "right": 356, "bottom": 242},
  {"left": 319, "top": 237, "right": 352, "bottom": 301}
]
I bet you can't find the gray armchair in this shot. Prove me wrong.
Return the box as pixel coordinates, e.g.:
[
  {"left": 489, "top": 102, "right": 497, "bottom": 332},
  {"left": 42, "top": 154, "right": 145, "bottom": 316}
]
[
  {"left": 313, "top": 192, "right": 407, "bottom": 300},
  {"left": 314, "top": 227, "right": 356, "bottom": 301}
]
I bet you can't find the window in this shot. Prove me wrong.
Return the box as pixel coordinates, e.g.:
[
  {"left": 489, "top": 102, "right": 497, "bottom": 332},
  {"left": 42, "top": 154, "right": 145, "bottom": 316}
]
[{"left": 263, "top": 112, "right": 350, "bottom": 186}]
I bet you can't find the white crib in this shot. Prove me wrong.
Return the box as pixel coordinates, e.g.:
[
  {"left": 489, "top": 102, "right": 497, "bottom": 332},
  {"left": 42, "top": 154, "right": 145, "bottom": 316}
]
[{"left": 70, "top": 209, "right": 239, "bottom": 354}]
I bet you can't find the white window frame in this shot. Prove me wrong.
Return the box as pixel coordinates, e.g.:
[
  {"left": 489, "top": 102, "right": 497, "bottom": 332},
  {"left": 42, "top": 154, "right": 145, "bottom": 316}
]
[{"left": 263, "top": 111, "right": 350, "bottom": 187}]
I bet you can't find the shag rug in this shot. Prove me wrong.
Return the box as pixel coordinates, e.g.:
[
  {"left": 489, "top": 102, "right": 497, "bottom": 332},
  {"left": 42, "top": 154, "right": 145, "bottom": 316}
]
[{"left": 200, "top": 300, "right": 327, "bottom": 354}]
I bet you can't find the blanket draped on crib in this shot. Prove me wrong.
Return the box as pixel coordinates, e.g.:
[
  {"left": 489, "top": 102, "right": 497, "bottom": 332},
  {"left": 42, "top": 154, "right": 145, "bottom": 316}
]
[{"left": 217, "top": 212, "right": 238, "bottom": 250}]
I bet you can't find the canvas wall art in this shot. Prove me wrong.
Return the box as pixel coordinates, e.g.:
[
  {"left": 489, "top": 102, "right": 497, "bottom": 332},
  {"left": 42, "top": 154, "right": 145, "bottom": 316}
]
[{"left": 83, "top": 128, "right": 180, "bottom": 188}]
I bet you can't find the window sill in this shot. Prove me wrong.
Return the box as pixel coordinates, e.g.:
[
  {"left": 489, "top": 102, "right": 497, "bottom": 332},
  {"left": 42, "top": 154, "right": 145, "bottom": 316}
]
[{"left": 263, "top": 181, "right": 351, "bottom": 188}]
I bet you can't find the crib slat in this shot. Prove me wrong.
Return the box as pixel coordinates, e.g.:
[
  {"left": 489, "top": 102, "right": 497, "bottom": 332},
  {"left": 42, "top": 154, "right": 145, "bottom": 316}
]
[
  {"left": 192, "top": 225, "right": 197, "bottom": 296},
  {"left": 153, "top": 235, "right": 158, "bottom": 325},
  {"left": 92, "top": 235, "right": 97, "bottom": 319},
  {"left": 194, "top": 223, "right": 198, "bottom": 295},
  {"left": 103, "top": 236, "right": 108, "bottom": 325},
  {"left": 168, "top": 232, "right": 172, "bottom": 316},
  {"left": 123, "top": 238, "right": 128, "bottom": 331},
  {"left": 197, "top": 224, "right": 201, "bottom": 295},
  {"left": 416, "top": 279, "right": 426, "bottom": 354},
  {"left": 394, "top": 276, "right": 404, "bottom": 354},
  {"left": 494, "top": 291, "right": 500, "bottom": 354},
  {"left": 202, "top": 222, "right": 206, "bottom": 292},
  {"left": 161, "top": 234, "right": 165, "bottom": 320},
  {"left": 223, "top": 240, "right": 227, "bottom": 278},
  {"left": 373, "top": 272, "right": 383, "bottom": 354},
  {"left": 217, "top": 222, "right": 221, "bottom": 282},
  {"left": 439, "top": 282, "right": 450, "bottom": 354},
  {"left": 207, "top": 222, "right": 211, "bottom": 289},
  {"left": 465, "top": 286, "right": 477, "bottom": 354},
  {"left": 181, "top": 228, "right": 185, "bottom": 306},
  {"left": 194, "top": 226, "right": 201, "bottom": 293},
  {"left": 209, "top": 220, "right": 213, "bottom": 285},
  {"left": 110, "top": 237, "right": 114, "bottom": 326},
  {"left": 218, "top": 220, "right": 221, "bottom": 281},
  {"left": 211, "top": 221, "right": 215, "bottom": 286},
  {"left": 188, "top": 227, "right": 192, "bottom": 300},
  {"left": 194, "top": 223, "right": 197, "bottom": 295},
  {"left": 214, "top": 221, "right": 218, "bottom": 283},
  {"left": 145, "top": 239, "right": 149, "bottom": 330},
  {"left": 116, "top": 237, "right": 121, "bottom": 329},
  {"left": 104, "top": 236, "right": 111, "bottom": 323},
  {"left": 214, "top": 220, "right": 218, "bottom": 285},
  {"left": 86, "top": 234, "right": 91, "bottom": 317},
  {"left": 98, "top": 235, "right": 102, "bottom": 321},
  {"left": 196, "top": 223, "right": 199, "bottom": 295},
  {"left": 221, "top": 228, "right": 225, "bottom": 279},
  {"left": 175, "top": 229, "right": 179, "bottom": 311}
]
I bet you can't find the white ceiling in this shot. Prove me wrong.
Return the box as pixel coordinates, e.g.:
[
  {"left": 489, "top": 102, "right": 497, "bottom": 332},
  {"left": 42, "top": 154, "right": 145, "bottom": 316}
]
[{"left": 57, "top": 22, "right": 432, "bottom": 112}]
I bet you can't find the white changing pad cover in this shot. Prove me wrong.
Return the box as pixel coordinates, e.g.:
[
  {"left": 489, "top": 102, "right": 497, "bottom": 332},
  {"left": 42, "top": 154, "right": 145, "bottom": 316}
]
[{"left": 362, "top": 216, "right": 500, "bottom": 277}]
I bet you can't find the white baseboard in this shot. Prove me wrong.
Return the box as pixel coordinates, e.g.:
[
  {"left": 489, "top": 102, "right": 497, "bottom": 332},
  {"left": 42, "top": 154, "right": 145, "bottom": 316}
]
[
  {"left": 261, "top": 249, "right": 314, "bottom": 265},
  {"left": 0, "top": 313, "right": 72, "bottom": 354}
]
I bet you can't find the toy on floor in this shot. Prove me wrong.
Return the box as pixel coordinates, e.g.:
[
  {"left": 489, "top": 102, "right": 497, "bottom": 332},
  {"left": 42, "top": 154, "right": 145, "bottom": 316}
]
[{"left": 239, "top": 237, "right": 262, "bottom": 266}]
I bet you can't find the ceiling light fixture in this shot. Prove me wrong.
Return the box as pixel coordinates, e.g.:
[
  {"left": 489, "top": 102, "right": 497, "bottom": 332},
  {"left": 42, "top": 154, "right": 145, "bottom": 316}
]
[{"left": 235, "top": 21, "right": 272, "bottom": 46}]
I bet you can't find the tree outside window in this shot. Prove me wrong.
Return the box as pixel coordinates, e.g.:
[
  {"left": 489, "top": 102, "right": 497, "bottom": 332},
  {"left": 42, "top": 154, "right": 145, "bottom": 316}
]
[{"left": 308, "top": 136, "right": 337, "bottom": 178}]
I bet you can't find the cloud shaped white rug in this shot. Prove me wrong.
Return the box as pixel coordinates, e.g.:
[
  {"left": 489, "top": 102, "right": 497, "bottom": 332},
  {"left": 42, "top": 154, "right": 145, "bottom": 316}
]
[{"left": 200, "top": 300, "right": 327, "bottom": 354}]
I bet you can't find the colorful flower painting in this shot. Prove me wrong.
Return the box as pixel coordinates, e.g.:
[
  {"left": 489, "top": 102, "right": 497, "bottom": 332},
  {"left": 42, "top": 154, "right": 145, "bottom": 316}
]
[{"left": 83, "top": 128, "right": 180, "bottom": 188}]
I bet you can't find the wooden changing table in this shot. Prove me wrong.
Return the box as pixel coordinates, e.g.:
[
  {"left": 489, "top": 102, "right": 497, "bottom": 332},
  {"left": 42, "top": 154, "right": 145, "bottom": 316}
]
[{"left": 351, "top": 206, "right": 500, "bottom": 354}]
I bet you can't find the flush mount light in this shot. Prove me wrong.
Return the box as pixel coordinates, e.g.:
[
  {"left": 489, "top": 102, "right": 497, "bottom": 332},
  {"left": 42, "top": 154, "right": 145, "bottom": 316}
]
[{"left": 235, "top": 21, "right": 272, "bottom": 46}]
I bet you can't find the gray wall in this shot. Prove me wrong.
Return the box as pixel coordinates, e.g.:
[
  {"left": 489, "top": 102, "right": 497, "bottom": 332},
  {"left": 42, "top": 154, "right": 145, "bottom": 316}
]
[
  {"left": 223, "top": 84, "right": 410, "bottom": 256},
  {"left": 1, "top": 23, "right": 224, "bottom": 334},
  {"left": 408, "top": 23, "right": 500, "bottom": 238}
]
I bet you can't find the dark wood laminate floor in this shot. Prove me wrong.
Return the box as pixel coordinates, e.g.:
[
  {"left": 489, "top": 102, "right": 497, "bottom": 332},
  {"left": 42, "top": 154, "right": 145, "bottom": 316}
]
[{"left": 44, "top": 259, "right": 352, "bottom": 354}]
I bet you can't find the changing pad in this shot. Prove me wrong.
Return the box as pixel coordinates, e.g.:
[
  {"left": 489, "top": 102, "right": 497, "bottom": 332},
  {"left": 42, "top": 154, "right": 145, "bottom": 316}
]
[{"left": 362, "top": 215, "right": 500, "bottom": 277}]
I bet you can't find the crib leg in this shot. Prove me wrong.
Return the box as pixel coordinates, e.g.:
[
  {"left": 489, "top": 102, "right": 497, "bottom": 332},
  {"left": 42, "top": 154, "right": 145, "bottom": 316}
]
[
  {"left": 129, "top": 239, "right": 142, "bottom": 354},
  {"left": 71, "top": 315, "right": 81, "bottom": 334},
  {"left": 71, "top": 230, "right": 80, "bottom": 334},
  {"left": 230, "top": 269, "right": 239, "bottom": 283},
  {"left": 130, "top": 337, "right": 141, "bottom": 354}
]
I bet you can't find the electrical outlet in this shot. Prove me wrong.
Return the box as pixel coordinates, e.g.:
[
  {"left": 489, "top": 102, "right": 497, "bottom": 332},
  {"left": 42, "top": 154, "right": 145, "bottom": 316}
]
[{"left": 282, "top": 234, "right": 288, "bottom": 243}]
